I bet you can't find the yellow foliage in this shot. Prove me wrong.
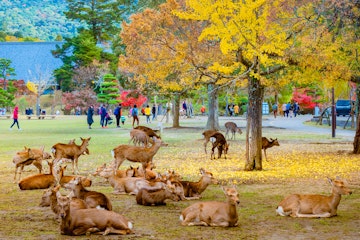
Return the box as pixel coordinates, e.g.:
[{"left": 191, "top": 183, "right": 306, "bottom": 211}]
[{"left": 26, "top": 81, "right": 38, "bottom": 94}]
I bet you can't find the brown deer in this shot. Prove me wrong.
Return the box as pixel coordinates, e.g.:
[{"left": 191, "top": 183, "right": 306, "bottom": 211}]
[
  {"left": 180, "top": 168, "right": 218, "bottom": 199},
  {"left": 64, "top": 176, "right": 112, "bottom": 210},
  {"left": 129, "top": 129, "right": 150, "bottom": 147},
  {"left": 98, "top": 166, "right": 156, "bottom": 195},
  {"left": 18, "top": 161, "right": 55, "bottom": 190},
  {"left": 92, "top": 163, "right": 138, "bottom": 178},
  {"left": 13, "top": 146, "right": 52, "bottom": 182},
  {"left": 224, "top": 122, "right": 242, "bottom": 140},
  {"left": 134, "top": 125, "right": 161, "bottom": 139},
  {"left": 202, "top": 130, "right": 218, "bottom": 154},
  {"left": 180, "top": 186, "right": 240, "bottom": 227},
  {"left": 136, "top": 181, "right": 180, "bottom": 206},
  {"left": 210, "top": 132, "right": 229, "bottom": 159},
  {"left": 276, "top": 177, "right": 352, "bottom": 218},
  {"left": 51, "top": 137, "right": 91, "bottom": 174},
  {"left": 57, "top": 194, "right": 133, "bottom": 236},
  {"left": 262, "top": 137, "right": 280, "bottom": 161},
  {"left": 57, "top": 165, "right": 92, "bottom": 188},
  {"left": 111, "top": 137, "right": 166, "bottom": 170},
  {"left": 39, "top": 185, "right": 87, "bottom": 217}
]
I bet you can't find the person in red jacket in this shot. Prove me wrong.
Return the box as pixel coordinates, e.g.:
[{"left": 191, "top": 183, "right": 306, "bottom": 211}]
[{"left": 9, "top": 106, "right": 21, "bottom": 130}]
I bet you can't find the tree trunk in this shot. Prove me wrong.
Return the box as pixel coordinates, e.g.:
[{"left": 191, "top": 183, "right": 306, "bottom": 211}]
[
  {"left": 244, "top": 76, "right": 264, "bottom": 171},
  {"left": 206, "top": 83, "right": 220, "bottom": 130},
  {"left": 172, "top": 95, "right": 180, "bottom": 128}
]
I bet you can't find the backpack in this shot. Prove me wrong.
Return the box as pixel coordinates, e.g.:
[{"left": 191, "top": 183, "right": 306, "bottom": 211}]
[
  {"left": 132, "top": 108, "right": 138, "bottom": 116},
  {"left": 114, "top": 107, "right": 120, "bottom": 115}
]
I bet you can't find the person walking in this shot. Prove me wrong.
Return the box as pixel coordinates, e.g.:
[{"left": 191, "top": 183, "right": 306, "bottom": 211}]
[
  {"left": 151, "top": 104, "right": 156, "bottom": 121},
  {"left": 9, "top": 106, "right": 21, "bottom": 130},
  {"left": 86, "top": 105, "right": 94, "bottom": 129},
  {"left": 145, "top": 105, "right": 151, "bottom": 124},
  {"left": 285, "top": 102, "right": 291, "bottom": 118},
  {"left": 100, "top": 104, "right": 108, "bottom": 128},
  {"left": 114, "top": 103, "right": 122, "bottom": 128},
  {"left": 281, "top": 103, "right": 287, "bottom": 117},
  {"left": 234, "top": 104, "right": 239, "bottom": 116},
  {"left": 272, "top": 103, "right": 278, "bottom": 118},
  {"left": 132, "top": 104, "right": 139, "bottom": 128}
]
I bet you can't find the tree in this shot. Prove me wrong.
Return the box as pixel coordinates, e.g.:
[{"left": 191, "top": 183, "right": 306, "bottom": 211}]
[
  {"left": 62, "top": 87, "right": 97, "bottom": 115},
  {"left": 64, "top": 0, "right": 132, "bottom": 42},
  {"left": 97, "top": 74, "right": 121, "bottom": 105},
  {"left": 0, "top": 81, "right": 16, "bottom": 108},
  {"left": 176, "top": 0, "right": 292, "bottom": 170},
  {"left": 0, "top": 58, "right": 16, "bottom": 90}
]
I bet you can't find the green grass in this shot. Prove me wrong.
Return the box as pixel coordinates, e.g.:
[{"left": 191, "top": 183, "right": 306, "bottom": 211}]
[{"left": 0, "top": 115, "right": 359, "bottom": 239}]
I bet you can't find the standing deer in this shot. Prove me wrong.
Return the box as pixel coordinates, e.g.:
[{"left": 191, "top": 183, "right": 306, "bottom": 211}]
[
  {"left": 276, "top": 177, "right": 352, "bottom": 218},
  {"left": 180, "top": 168, "right": 218, "bottom": 199},
  {"left": 111, "top": 137, "right": 166, "bottom": 170},
  {"left": 57, "top": 194, "right": 133, "bottom": 236},
  {"left": 51, "top": 137, "right": 91, "bottom": 174},
  {"left": 202, "top": 130, "right": 218, "bottom": 154},
  {"left": 224, "top": 122, "right": 242, "bottom": 140},
  {"left": 210, "top": 132, "right": 229, "bottom": 159},
  {"left": 129, "top": 129, "right": 150, "bottom": 147},
  {"left": 180, "top": 186, "right": 239, "bottom": 227},
  {"left": 13, "top": 146, "right": 52, "bottom": 182},
  {"left": 262, "top": 137, "right": 280, "bottom": 161}
]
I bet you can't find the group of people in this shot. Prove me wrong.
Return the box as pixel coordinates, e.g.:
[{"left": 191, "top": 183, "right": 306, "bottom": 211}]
[{"left": 272, "top": 102, "right": 300, "bottom": 118}]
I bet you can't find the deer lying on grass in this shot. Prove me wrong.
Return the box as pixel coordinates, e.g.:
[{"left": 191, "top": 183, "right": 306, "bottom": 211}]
[
  {"left": 51, "top": 137, "right": 91, "bottom": 174},
  {"left": 134, "top": 125, "right": 161, "bottom": 139},
  {"left": 262, "top": 137, "right": 280, "bottom": 161},
  {"left": 210, "top": 132, "right": 229, "bottom": 159},
  {"left": 57, "top": 165, "right": 92, "bottom": 187},
  {"left": 64, "top": 176, "right": 112, "bottom": 210},
  {"left": 92, "top": 163, "right": 138, "bottom": 178},
  {"left": 57, "top": 194, "right": 133, "bottom": 236},
  {"left": 224, "top": 122, "right": 242, "bottom": 140},
  {"left": 39, "top": 185, "right": 88, "bottom": 217},
  {"left": 111, "top": 137, "right": 167, "bottom": 170},
  {"left": 136, "top": 181, "right": 180, "bottom": 206},
  {"left": 137, "top": 162, "right": 158, "bottom": 181},
  {"left": 98, "top": 166, "right": 159, "bottom": 195},
  {"left": 180, "top": 186, "right": 240, "bottom": 227},
  {"left": 18, "top": 161, "right": 55, "bottom": 190},
  {"left": 202, "top": 130, "right": 218, "bottom": 154},
  {"left": 129, "top": 129, "right": 150, "bottom": 147},
  {"left": 13, "top": 146, "right": 52, "bottom": 182},
  {"left": 276, "top": 177, "right": 352, "bottom": 218},
  {"left": 180, "top": 168, "right": 218, "bottom": 199}
]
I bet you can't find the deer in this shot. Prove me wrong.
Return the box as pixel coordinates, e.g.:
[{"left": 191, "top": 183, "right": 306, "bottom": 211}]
[
  {"left": 134, "top": 125, "right": 161, "bottom": 139},
  {"left": 92, "top": 163, "right": 139, "bottom": 178},
  {"left": 111, "top": 136, "right": 167, "bottom": 170},
  {"left": 136, "top": 181, "right": 180, "bottom": 206},
  {"left": 51, "top": 137, "right": 91, "bottom": 174},
  {"left": 202, "top": 130, "right": 218, "bottom": 154},
  {"left": 13, "top": 146, "right": 52, "bottom": 182},
  {"left": 129, "top": 129, "right": 150, "bottom": 147},
  {"left": 57, "top": 165, "right": 92, "bottom": 188},
  {"left": 18, "top": 161, "right": 56, "bottom": 190},
  {"left": 276, "top": 177, "right": 352, "bottom": 218},
  {"left": 262, "top": 137, "right": 280, "bottom": 161},
  {"left": 224, "top": 121, "right": 242, "bottom": 140},
  {"left": 97, "top": 166, "right": 158, "bottom": 195},
  {"left": 39, "top": 185, "right": 88, "bottom": 217},
  {"left": 57, "top": 193, "right": 133, "bottom": 236},
  {"left": 179, "top": 186, "right": 240, "bottom": 227},
  {"left": 210, "top": 132, "right": 230, "bottom": 159},
  {"left": 64, "top": 176, "right": 112, "bottom": 210},
  {"left": 180, "top": 168, "right": 218, "bottom": 199}
]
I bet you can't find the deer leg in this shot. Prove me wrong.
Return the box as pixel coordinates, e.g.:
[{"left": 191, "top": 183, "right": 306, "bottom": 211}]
[
  {"left": 33, "top": 160, "right": 43, "bottom": 173},
  {"left": 14, "top": 166, "right": 19, "bottom": 183},
  {"left": 263, "top": 149, "right": 268, "bottom": 161}
]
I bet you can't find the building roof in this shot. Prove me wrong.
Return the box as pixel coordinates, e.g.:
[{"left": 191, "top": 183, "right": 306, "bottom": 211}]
[{"left": 0, "top": 42, "right": 64, "bottom": 82}]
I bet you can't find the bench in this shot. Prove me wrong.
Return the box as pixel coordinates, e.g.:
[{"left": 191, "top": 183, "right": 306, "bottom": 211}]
[
  {"left": 0, "top": 115, "right": 11, "bottom": 119},
  {"left": 26, "top": 115, "right": 56, "bottom": 120}
]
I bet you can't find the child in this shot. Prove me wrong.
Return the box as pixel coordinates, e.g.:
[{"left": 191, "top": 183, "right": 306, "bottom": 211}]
[{"left": 121, "top": 115, "right": 126, "bottom": 125}]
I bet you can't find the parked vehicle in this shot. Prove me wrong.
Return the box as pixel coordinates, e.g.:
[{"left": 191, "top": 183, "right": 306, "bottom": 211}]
[{"left": 335, "top": 99, "right": 351, "bottom": 116}]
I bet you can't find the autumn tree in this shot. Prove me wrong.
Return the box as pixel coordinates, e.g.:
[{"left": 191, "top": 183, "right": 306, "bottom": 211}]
[
  {"left": 0, "top": 58, "right": 16, "bottom": 91},
  {"left": 119, "top": 0, "right": 227, "bottom": 128}
]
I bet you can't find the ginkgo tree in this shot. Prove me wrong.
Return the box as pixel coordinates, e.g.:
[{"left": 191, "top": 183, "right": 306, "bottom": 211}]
[{"left": 175, "top": 0, "right": 293, "bottom": 170}]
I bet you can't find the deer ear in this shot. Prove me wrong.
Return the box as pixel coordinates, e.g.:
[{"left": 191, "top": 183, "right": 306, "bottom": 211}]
[{"left": 327, "top": 177, "right": 333, "bottom": 185}]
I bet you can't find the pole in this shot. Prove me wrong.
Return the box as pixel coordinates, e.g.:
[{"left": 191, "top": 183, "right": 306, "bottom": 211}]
[{"left": 331, "top": 87, "right": 336, "bottom": 138}]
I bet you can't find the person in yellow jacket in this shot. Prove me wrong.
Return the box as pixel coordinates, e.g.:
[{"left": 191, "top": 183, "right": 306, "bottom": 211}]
[
  {"left": 234, "top": 104, "right": 239, "bottom": 116},
  {"left": 145, "top": 105, "right": 151, "bottom": 123}
]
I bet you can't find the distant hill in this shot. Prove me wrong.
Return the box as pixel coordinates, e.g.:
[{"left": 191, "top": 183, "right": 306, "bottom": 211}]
[{"left": 0, "top": 0, "right": 82, "bottom": 41}]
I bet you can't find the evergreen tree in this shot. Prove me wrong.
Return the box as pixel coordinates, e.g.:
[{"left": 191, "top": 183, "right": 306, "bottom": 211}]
[{"left": 97, "top": 74, "right": 120, "bottom": 105}]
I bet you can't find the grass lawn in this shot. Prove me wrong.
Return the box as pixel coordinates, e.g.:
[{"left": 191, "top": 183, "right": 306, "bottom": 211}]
[{"left": 0, "top": 115, "right": 359, "bottom": 239}]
